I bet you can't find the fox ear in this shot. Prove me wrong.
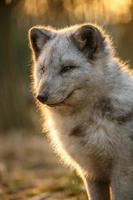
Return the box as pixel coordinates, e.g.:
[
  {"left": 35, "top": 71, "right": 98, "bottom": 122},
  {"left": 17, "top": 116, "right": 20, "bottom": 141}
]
[
  {"left": 72, "top": 25, "right": 105, "bottom": 59},
  {"left": 28, "top": 27, "right": 52, "bottom": 59}
]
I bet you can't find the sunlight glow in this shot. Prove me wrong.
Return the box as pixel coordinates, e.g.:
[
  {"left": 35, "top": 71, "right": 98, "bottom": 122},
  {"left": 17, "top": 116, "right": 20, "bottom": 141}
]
[
  {"left": 21, "top": 0, "right": 132, "bottom": 24},
  {"left": 23, "top": 0, "right": 48, "bottom": 17},
  {"left": 5, "top": 0, "right": 12, "bottom": 4},
  {"left": 103, "top": 0, "right": 132, "bottom": 23}
]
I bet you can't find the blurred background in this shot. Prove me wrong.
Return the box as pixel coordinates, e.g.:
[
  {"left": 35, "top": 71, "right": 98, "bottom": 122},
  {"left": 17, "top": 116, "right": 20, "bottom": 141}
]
[
  {"left": 0, "top": 0, "right": 133, "bottom": 132},
  {"left": 0, "top": 0, "right": 133, "bottom": 199}
]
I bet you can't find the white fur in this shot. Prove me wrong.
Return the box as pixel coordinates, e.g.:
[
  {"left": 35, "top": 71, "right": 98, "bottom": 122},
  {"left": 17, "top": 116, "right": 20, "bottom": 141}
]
[{"left": 29, "top": 24, "right": 133, "bottom": 200}]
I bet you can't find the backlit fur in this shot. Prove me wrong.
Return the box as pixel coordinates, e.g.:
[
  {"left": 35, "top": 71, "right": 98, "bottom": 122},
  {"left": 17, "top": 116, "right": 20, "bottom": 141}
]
[{"left": 29, "top": 24, "right": 133, "bottom": 200}]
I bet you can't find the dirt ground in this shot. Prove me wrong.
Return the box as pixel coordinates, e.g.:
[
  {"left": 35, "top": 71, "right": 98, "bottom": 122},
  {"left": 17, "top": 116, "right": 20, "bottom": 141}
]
[{"left": 0, "top": 132, "right": 87, "bottom": 200}]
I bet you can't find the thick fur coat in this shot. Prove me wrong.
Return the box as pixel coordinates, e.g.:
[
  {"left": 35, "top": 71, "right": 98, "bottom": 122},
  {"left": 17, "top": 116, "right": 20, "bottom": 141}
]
[{"left": 29, "top": 24, "right": 133, "bottom": 200}]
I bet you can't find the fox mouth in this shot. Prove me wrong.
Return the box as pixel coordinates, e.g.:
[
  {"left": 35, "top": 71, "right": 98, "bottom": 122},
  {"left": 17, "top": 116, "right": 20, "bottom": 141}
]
[{"left": 46, "top": 90, "right": 75, "bottom": 107}]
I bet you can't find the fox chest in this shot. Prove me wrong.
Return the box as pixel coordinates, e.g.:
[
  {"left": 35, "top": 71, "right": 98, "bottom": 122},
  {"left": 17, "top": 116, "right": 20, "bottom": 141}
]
[{"left": 54, "top": 119, "right": 115, "bottom": 177}]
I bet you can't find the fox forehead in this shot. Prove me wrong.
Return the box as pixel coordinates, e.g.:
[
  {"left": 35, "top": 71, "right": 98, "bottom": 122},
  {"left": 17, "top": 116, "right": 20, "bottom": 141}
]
[{"left": 38, "top": 34, "right": 86, "bottom": 68}]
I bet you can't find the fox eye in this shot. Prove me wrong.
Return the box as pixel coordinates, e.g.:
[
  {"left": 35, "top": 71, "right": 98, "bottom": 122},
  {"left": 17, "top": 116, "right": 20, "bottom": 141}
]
[{"left": 60, "top": 65, "right": 76, "bottom": 74}]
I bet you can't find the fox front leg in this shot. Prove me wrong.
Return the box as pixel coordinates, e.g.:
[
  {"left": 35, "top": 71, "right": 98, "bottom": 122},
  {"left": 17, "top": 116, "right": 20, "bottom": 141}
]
[{"left": 84, "top": 178, "right": 110, "bottom": 200}]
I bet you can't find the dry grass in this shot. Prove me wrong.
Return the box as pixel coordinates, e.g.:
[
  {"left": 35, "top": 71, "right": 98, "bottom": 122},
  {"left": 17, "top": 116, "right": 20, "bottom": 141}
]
[{"left": 0, "top": 133, "right": 87, "bottom": 200}]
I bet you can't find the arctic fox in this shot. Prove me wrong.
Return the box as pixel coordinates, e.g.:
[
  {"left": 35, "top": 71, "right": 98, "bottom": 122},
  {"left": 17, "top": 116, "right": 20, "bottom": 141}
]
[{"left": 29, "top": 24, "right": 133, "bottom": 200}]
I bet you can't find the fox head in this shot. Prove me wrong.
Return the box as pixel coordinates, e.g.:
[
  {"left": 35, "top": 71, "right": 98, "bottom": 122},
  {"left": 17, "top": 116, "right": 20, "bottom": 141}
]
[{"left": 29, "top": 24, "right": 113, "bottom": 108}]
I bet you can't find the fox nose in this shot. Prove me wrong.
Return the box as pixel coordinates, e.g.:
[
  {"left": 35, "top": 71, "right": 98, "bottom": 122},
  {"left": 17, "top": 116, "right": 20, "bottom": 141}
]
[{"left": 37, "top": 93, "right": 48, "bottom": 103}]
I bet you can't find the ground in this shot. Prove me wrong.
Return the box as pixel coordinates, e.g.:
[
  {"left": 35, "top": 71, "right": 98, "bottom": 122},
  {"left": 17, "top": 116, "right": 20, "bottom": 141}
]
[{"left": 0, "top": 133, "right": 87, "bottom": 200}]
